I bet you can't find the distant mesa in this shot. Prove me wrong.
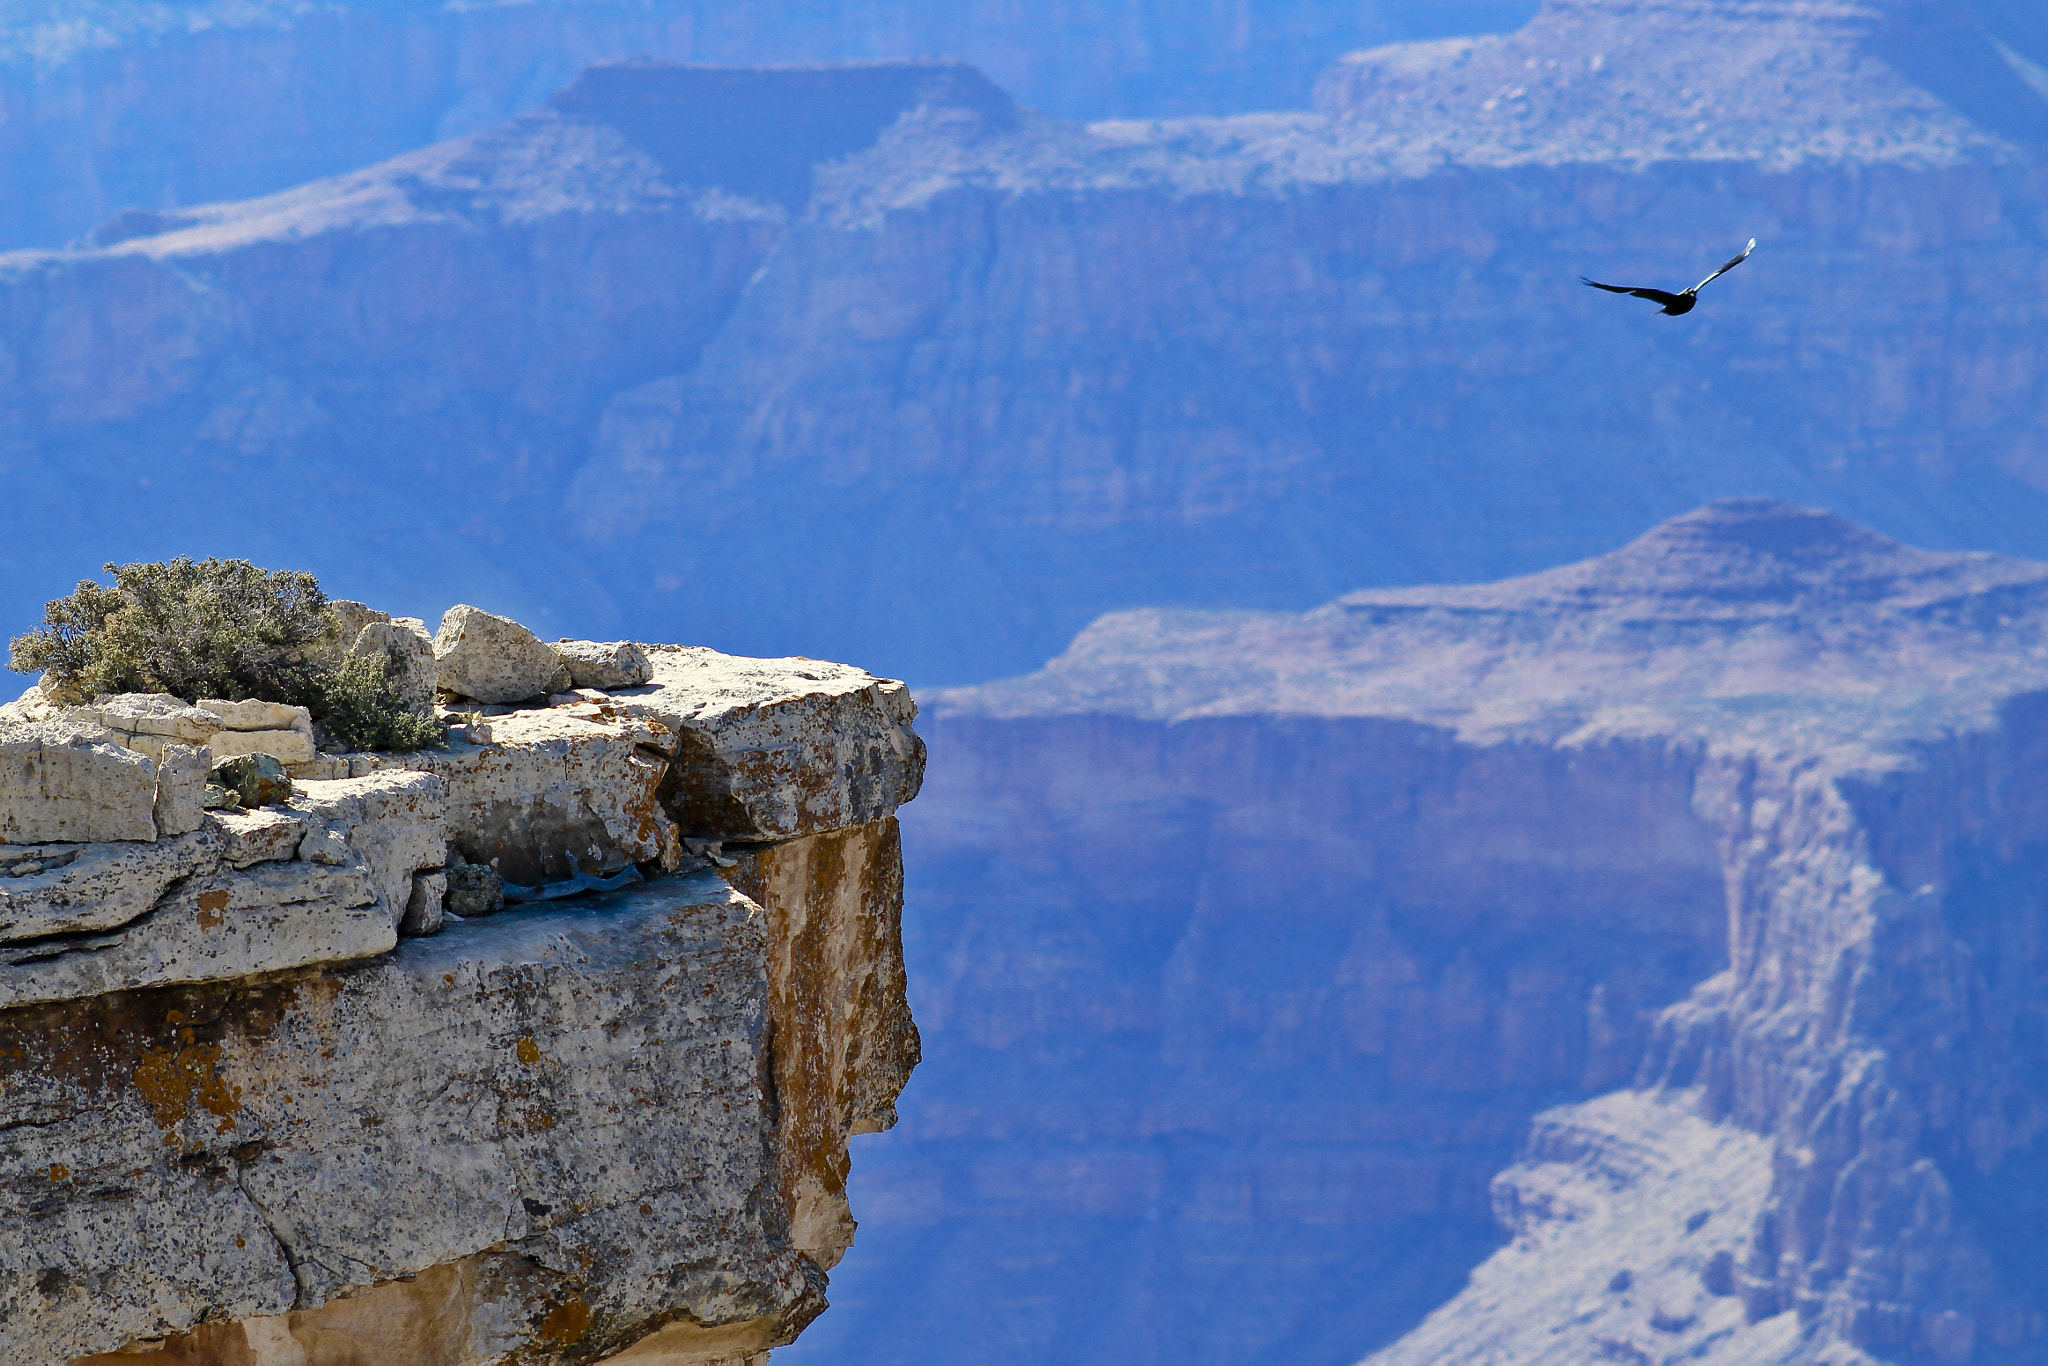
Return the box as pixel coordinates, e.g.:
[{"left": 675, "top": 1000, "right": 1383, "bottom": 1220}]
[
  {"left": 937, "top": 499, "right": 2048, "bottom": 742},
  {"left": 1314, "top": 0, "right": 2048, "bottom": 168}
]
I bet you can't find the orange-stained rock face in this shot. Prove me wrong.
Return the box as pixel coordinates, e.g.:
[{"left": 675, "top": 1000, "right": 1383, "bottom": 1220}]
[{"left": 724, "top": 817, "right": 921, "bottom": 1269}]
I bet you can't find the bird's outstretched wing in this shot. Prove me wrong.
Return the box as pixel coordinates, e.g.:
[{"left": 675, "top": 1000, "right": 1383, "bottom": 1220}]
[
  {"left": 1691, "top": 238, "right": 1756, "bottom": 293},
  {"left": 1582, "top": 277, "right": 1686, "bottom": 307}
]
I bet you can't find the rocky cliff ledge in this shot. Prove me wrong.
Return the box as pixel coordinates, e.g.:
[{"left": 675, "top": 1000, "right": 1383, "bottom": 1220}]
[{"left": 0, "top": 626, "right": 924, "bottom": 1365}]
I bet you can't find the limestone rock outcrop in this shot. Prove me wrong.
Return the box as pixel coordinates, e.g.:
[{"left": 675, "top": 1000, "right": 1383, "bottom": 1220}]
[
  {"left": 614, "top": 647, "right": 926, "bottom": 843},
  {"left": 0, "top": 722, "right": 163, "bottom": 845},
  {"left": 0, "top": 637, "right": 923, "bottom": 1366}
]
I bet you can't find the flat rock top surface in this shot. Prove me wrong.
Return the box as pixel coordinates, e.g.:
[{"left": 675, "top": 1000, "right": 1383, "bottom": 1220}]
[
  {"left": 935, "top": 499, "right": 2048, "bottom": 749},
  {"left": 616, "top": 645, "right": 905, "bottom": 721}
]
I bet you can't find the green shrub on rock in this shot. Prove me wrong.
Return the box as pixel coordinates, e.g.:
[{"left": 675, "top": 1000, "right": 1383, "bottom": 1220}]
[
  {"left": 317, "top": 649, "right": 447, "bottom": 753},
  {"left": 10, "top": 558, "right": 333, "bottom": 704},
  {"left": 8, "top": 558, "right": 445, "bottom": 753}
]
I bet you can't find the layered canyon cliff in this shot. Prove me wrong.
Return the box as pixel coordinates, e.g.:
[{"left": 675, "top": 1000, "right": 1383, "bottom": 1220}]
[
  {"left": 810, "top": 500, "right": 2048, "bottom": 1365},
  {"left": 8, "top": 0, "right": 2048, "bottom": 684},
  {"left": 0, "top": 636, "right": 925, "bottom": 1365}
]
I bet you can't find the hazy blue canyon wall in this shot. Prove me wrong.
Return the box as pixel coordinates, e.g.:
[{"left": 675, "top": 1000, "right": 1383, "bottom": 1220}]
[
  {"left": 8, "top": 34, "right": 2048, "bottom": 684},
  {"left": 0, "top": 0, "right": 1541, "bottom": 251}
]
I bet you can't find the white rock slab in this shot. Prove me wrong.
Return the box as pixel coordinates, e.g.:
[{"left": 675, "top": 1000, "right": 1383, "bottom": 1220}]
[
  {"left": 555, "top": 639, "right": 654, "bottom": 689},
  {"left": 0, "top": 721, "right": 160, "bottom": 844},
  {"left": 0, "top": 858, "right": 391, "bottom": 1010},
  {"left": 287, "top": 771, "right": 447, "bottom": 929},
  {"left": 0, "top": 831, "right": 221, "bottom": 942},
  {"left": 207, "top": 728, "right": 316, "bottom": 765},
  {"left": 385, "top": 708, "right": 680, "bottom": 886}
]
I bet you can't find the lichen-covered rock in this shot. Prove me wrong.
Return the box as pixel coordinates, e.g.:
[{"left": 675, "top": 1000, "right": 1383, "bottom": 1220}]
[
  {"left": 0, "top": 721, "right": 160, "bottom": 844},
  {"left": 388, "top": 708, "right": 680, "bottom": 886},
  {"left": 556, "top": 639, "right": 654, "bottom": 690},
  {"left": 433, "top": 605, "right": 570, "bottom": 705},
  {"left": 349, "top": 616, "right": 438, "bottom": 713},
  {"left": 212, "top": 808, "right": 311, "bottom": 869},
  {"left": 210, "top": 752, "right": 292, "bottom": 808},
  {"left": 613, "top": 646, "right": 925, "bottom": 842},
  {"left": 0, "top": 875, "right": 816, "bottom": 1365},
  {"left": 288, "top": 771, "right": 447, "bottom": 929},
  {"left": 444, "top": 862, "right": 504, "bottom": 917},
  {"left": 0, "top": 857, "right": 390, "bottom": 1011}
]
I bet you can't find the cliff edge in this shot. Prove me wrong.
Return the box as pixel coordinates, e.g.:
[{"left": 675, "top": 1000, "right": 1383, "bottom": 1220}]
[{"left": 0, "top": 630, "right": 924, "bottom": 1366}]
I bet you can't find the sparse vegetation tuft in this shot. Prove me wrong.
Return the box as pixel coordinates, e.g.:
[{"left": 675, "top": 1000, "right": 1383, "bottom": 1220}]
[{"left": 9, "top": 557, "right": 445, "bottom": 752}]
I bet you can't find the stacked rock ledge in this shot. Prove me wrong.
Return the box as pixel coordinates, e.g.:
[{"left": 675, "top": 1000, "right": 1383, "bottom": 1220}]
[{"left": 0, "top": 618, "right": 924, "bottom": 1366}]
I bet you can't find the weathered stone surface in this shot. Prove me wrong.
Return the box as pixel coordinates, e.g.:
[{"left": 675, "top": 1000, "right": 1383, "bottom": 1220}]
[
  {"left": 212, "top": 808, "right": 311, "bottom": 869},
  {"left": 433, "top": 605, "right": 571, "bottom": 705},
  {"left": 151, "top": 743, "right": 207, "bottom": 837},
  {"left": 210, "top": 753, "right": 293, "bottom": 808},
  {"left": 0, "top": 875, "right": 817, "bottom": 1365},
  {"left": 0, "top": 722, "right": 160, "bottom": 844},
  {"left": 724, "top": 816, "right": 919, "bottom": 1270},
  {"left": 288, "top": 772, "right": 447, "bottom": 929},
  {"left": 0, "top": 831, "right": 221, "bottom": 942},
  {"left": 400, "top": 869, "right": 446, "bottom": 937},
  {"left": 615, "top": 647, "right": 924, "bottom": 843},
  {"left": 197, "top": 698, "right": 312, "bottom": 733},
  {"left": 349, "top": 616, "right": 438, "bottom": 713},
  {"left": 70, "top": 694, "right": 222, "bottom": 745},
  {"left": 557, "top": 639, "right": 654, "bottom": 690},
  {"left": 206, "top": 727, "right": 316, "bottom": 765},
  {"left": 0, "top": 857, "right": 390, "bottom": 1011},
  {"left": 389, "top": 708, "right": 680, "bottom": 886},
  {"left": 0, "top": 684, "right": 59, "bottom": 724}
]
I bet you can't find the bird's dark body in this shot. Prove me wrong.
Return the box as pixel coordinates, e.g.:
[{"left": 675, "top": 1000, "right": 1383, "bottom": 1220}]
[{"left": 1581, "top": 239, "right": 1752, "bottom": 316}]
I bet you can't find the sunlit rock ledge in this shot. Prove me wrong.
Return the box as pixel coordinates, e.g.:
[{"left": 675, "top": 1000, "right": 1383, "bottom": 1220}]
[{"left": 0, "top": 642, "right": 924, "bottom": 1366}]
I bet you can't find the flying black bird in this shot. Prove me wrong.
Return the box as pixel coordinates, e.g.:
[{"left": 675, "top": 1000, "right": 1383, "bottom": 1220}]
[{"left": 1581, "top": 238, "right": 1756, "bottom": 315}]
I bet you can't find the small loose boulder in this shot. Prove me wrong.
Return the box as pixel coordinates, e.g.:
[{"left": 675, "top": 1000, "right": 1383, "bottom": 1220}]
[
  {"left": 434, "top": 605, "right": 570, "bottom": 704},
  {"left": 555, "top": 640, "right": 654, "bottom": 690},
  {"left": 444, "top": 862, "right": 505, "bottom": 917},
  {"left": 210, "top": 752, "right": 294, "bottom": 808}
]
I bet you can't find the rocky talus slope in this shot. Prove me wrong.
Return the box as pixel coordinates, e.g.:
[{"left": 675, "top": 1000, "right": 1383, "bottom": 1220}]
[
  {"left": 9, "top": 1, "right": 2048, "bottom": 682},
  {"left": 0, "top": 630, "right": 924, "bottom": 1365},
  {"left": 845, "top": 500, "right": 2048, "bottom": 1366}
]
